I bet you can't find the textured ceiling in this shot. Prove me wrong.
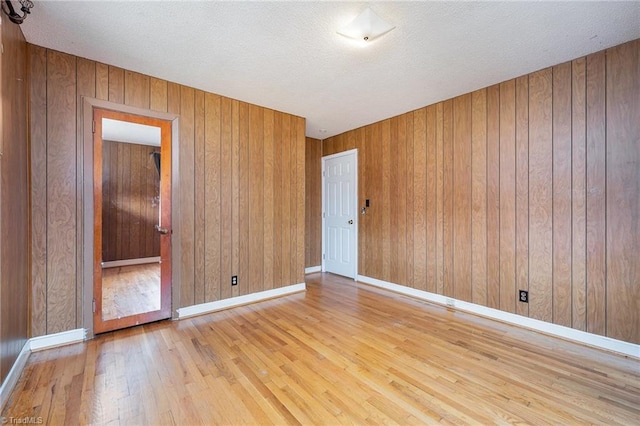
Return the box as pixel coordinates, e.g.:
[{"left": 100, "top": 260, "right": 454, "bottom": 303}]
[{"left": 20, "top": 1, "right": 640, "bottom": 138}]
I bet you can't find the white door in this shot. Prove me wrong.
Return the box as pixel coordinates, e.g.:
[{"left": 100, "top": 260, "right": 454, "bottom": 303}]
[{"left": 323, "top": 149, "right": 358, "bottom": 279}]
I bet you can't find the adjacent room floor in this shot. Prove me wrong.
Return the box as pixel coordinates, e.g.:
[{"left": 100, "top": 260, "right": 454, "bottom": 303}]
[
  {"left": 102, "top": 263, "right": 161, "bottom": 320},
  {"left": 3, "top": 273, "right": 638, "bottom": 424}
]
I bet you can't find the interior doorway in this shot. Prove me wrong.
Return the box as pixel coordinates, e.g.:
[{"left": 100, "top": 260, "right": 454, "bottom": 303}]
[
  {"left": 92, "top": 108, "right": 173, "bottom": 334},
  {"left": 322, "top": 149, "right": 358, "bottom": 279}
]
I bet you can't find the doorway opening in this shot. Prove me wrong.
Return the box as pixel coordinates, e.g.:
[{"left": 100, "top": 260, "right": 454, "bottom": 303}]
[
  {"left": 92, "top": 108, "right": 173, "bottom": 334},
  {"left": 322, "top": 149, "right": 358, "bottom": 279}
]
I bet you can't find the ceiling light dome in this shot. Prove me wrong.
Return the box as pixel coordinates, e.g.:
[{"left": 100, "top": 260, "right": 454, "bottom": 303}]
[{"left": 337, "top": 8, "right": 395, "bottom": 42}]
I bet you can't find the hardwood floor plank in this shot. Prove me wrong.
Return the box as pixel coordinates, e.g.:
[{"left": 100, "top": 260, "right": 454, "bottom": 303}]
[{"left": 3, "top": 274, "right": 638, "bottom": 425}]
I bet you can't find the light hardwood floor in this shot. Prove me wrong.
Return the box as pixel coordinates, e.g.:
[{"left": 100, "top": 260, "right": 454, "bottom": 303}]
[
  {"left": 102, "top": 263, "right": 161, "bottom": 320},
  {"left": 4, "top": 273, "right": 638, "bottom": 424}
]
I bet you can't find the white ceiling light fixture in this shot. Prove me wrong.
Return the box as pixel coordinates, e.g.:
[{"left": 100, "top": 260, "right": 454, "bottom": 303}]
[{"left": 337, "top": 7, "right": 395, "bottom": 43}]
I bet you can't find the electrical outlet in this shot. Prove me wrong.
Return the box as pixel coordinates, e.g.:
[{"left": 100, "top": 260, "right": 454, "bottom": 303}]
[
  {"left": 519, "top": 290, "right": 529, "bottom": 303},
  {"left": 446, "top": 298, "right": 455, "bottom": 308},
  {"left": 231, "top": 275, "right": 238, "bottom": 286}
]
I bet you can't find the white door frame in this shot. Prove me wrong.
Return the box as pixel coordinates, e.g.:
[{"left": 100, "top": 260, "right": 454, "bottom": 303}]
[{"left": 321, "top": 149, "right": 358, "bottom": 279}]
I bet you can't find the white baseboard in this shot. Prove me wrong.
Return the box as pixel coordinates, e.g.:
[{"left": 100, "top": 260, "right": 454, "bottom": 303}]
[
  {"left": 357, "top": 275, "right": 640, "bottom": 359},
  {"left": 102, "top": 256, "right": 160, "bottom": 269},
  {"left": 177, "top": 283, "right": 306, "bottom": 319},
  {"left": 0, "top": 341, "right": 30, "bottom": 413},
  {"left": 305, "top": 266, "right": 321, "bottom": 274},
  {"left": 0, "top": 327, "right": 86, "bottom": 412},
  {"left": 29, "top": 328, "right": 87, "bottom": 352}
]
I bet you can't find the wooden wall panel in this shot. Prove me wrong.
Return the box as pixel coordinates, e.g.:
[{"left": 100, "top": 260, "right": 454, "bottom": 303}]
[
  {"left": 515, "top": 76, "right": 529, "bottom": 318},
  {"left": 150, "top": 77, "right": 168, "bottom": 113},
  {"left": 249, "top": 105, "right": 264, "bottom": 294},
  {"left": 194, "top": 90, "right": 205, "bottom": 304},
  {"left": 355, "top": 127, "right": 367, "bottom": 278},
  {"left": 124, "top": 71, "right": 150, "bottom": 109},
  {"left": 101, "top": 142, "right": 160, "bottom": 262},
  {"left": 1, "top": 17, "right": 29, "bottom": 382},
  {"left": 471, "top": 89, "right": 487, "bottom": 306},
  {"left": 389, "top": 118, "right": 399, "bottom": 283},
  {"left": 585, "top": 52, "right": 607, "bottom": 336},
  {"left": 499, "top": 80, "right": 516, "bottom": 314},
  {"left": 95, "top": 63, "right": 109, "bottom": 101},
  {"left": 281, "top": 111, "right": 295, "bottom": 288},
  {"left": 381, "top": 120, "right": 391, "bottom": 282},
  {"left": 231, "top": 99, "right": 241, "bottom": 299},
  {"left": 425, "top": 107, "right": 437, "bottom": 293},
  {"left": 442, "top": 101, "right": 453, "bottom": 297},
  {"left": 433, "top": 105, "right": 442, "bottom": 294},
  {"left": 486, "top": 85, "right": 501, "bottom": 310},
  {"left": 130, "top": 147, "right": 141, "bottom": 259},
  {"left": 105, "top": 141, "right": 116, "bottom": 261},
  {"left": 273, "top": 112, "right": 283, "bottom": 288},
  {"left": 288, "top": 114, "right": 298, "bottom": 286},
  {"left": 238, "top": 102, "right": 250, "bottom": 295},
  {"left": 296, "top": 117, "right": 306, "bottom": 284},
  {"left": 453, "top": 95, "right": 472, "bottom": 302},
  {"left": 305, "top": 138, "right": 322, "bottom": 268},
  {"left": 605, "top": 40, "right": 639, "bottom": 343},
  {"left": 369, "top": 122, "right": 382, "bottom": 281},
  {"left": 203, "top": 93, "right": 221, "bottom": 302},
  {"left": 363, "top": 126, "right": 373, "bottom": 278},
  {"left": 528, "top": 69, "right": 553, "bottom": 322},
  {"left": 108, "top": 66, "right": 124, "bottom": 104},
  {"left": 76, "top": 57, "right": 95, "bottom": 324},
  {"left": 46, "top": 50, "right": 77, "bottom": 334},
  {"left": 132, "top": 146, "right": 142, "bottom": 260},
  {"left": 571, "top": 58, "right": 587, "bottom": 331},
  {"left": 28, "top": 45, "right": 48, "bottom": 337},
  {"left": 179, "top": 86, "right": 195, "bottom": 307},
  {"left": 101, "top": 143, "right": 112, "bottom": 259},
  {"left": 263, "top": 110, "right": 275, "bottom": 288},
  {"left": 117, "top": 140, "right": 131, "bottom": 259},
  {"left": 319, "top": 39, "right": 640, "bottom": 344},
  {"left": 413, "top": 109, "right": 427, "bottom": 290},
  {"left": 552, "top": 62, "right": 573, "bottom": 327},
  {"left": 28, "top": 46, "right": 306, "bottom": 336},
  {"left": 395, "top": 116, "right": 408, "bottom": 286},
  {"left": 220, "top": 97, "right": 232, "bottom": 301}
]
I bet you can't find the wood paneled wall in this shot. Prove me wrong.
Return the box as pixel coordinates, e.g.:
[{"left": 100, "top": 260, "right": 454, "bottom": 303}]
[
  {"left": 101, "top": 141, "right": 160, "bottom": 262},
  {"left": 323, "top": 39, "right": 639, "bottom": 344},
  {"left": 0, "top": 17, "right": 29, "bottom": 383},
  {"left": 29, "top": 45, "right": 305, "bottom": 337},
  {"left": 305, "top": 137, "right": 322, "bottom": 268}
]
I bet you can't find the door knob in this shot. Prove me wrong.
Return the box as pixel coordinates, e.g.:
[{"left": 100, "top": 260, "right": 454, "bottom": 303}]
[
  {"left": 154, "top": 224, "right": 170, "bottom": 235},
  {"left": 348, "top": 220, "right": 354, "bottom": 225}
]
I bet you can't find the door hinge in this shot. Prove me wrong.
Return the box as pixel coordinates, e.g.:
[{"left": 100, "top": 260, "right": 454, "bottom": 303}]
[
  {"left": 323, "top": 253, "right": 326, "bottom": 260},
  {"left": 322, "top": 170, "right": 326, "bottom": 177},
  {"left": 92, "top": 299, "right": 96, "bottom": 313},
  {"left": 92, "top": 120, "right": 96, "bottom": 134},
  {"left": 322, "top": 212, "right": 326, "bottom": 218}
]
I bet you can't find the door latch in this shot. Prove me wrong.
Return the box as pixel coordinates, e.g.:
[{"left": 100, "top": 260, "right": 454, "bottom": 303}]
[{"left": 154, "top": 224, "right": 170, "bottom": 234}]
